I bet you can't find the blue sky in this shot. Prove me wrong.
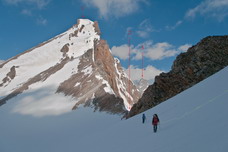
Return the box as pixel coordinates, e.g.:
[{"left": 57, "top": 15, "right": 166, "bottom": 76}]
[{"left": 0, "top": 0, "right": 228, "bottom": 82}]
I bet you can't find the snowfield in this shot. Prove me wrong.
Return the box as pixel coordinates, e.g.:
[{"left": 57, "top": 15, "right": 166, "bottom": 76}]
[
  {"left": 77, "top": 66, "right": 228, "bottom": 152},
  {"left": 0, "top": 67, "right": 227, "bottom": 152}
]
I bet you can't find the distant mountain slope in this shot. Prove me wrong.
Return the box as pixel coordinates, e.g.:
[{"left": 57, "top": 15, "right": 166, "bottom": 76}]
[
  {"left": 127, "top": 36, "right": 228, "bottom": 118},
  {"left": 0, "top": 19, "right": 140, "bottom": 116},
  {"left": 136, "top": 78, "right": 149, "bottom": 95}
]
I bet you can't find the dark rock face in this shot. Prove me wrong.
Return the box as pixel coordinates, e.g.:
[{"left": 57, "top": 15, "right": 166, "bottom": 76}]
[
  {"left": 0, "top": 66, "right": 18, "bottom": 87},
  {"left": 60, "top": 44, "right": 70, "bottom": 57},
  {"left": 93, "top": 21, "right": 101, "bottom": 35},
  {"left": 126, "top": 36, "right": 228, "bottom": 118}
]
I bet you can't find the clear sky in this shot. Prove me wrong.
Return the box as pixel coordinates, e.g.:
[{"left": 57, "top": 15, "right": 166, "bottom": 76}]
[{"left": 0, "top": 0, "right": 228, "bottom": 82}]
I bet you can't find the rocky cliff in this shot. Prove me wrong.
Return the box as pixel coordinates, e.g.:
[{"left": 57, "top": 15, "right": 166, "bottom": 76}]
[{"left": 126, "top": 36, "right": 228, "bottom": 118}]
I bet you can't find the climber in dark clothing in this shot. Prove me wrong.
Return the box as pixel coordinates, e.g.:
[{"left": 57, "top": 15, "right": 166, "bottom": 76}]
[
  {"left": 142, "top": 113, "right": 146, "bottom": 124},
  {"left": 152, "top": 114, "right": 160, "bottom": 133}
]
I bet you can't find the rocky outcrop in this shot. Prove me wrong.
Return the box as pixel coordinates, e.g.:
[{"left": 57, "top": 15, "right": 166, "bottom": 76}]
[
  {"left": 60, "top": 44, "right": 70, "bottom": 57},
  {"left": 92, "top": 40, "right": 140, "bottom": 112},
  {"left": 126, "top": 36, "right": 228, "bottom": 118},
  {"left": 93, "top": 21, "right": 101, "bottom": 35},
  {"left": 0, "top": 66, "right": 18, "bottom": 87}
]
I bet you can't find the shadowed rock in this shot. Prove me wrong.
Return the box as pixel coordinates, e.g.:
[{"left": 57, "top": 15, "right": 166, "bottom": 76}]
[
  {"left": 126, "top": 35, "right": 228, "bottom": 118},
  {"left": 0, "top": 66, "right": 18, "bottom": 87}
]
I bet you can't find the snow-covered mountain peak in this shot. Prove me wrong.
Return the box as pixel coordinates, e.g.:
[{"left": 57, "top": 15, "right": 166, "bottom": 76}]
[
  {"left": 70, "top": 19, "right": 100, "bottom": 37},
  {"left": 62, "top": 19, "right": 100, "bottom": 59},
  {"left": 0, "top": 19, "right": 140, "bottom": 116},
  {"left": 78, "top": 18, "right": 93, "bottom": 25},
  {"left": 137, "top": 78, "right": 149, "bottom": 95}
]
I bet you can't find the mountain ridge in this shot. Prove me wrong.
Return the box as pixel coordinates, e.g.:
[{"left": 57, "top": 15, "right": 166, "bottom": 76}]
[{"left": 127, "top": 35, "right": 228, "bottom": 118}]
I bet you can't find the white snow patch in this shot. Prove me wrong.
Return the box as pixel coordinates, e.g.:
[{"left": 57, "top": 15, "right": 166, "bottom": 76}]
[
  {"left": 91, "top": 93, "right": 95, "bottom": 100},
  {"left": 81, "top": 65, "right": 93, "bottom": 75},
  {"left": 75, "top": 82, "right": 80, "bottom": 87},
  {"left": 95, "top": 74, "right": 103, "bottom": 80},
  {"left": 95, "top": 74, "right": 115, "bottom": 95},
  {"left": 103, "top": 86, "right": 114, "bottom": 94},
  {"left": 102, "top": 79, "right": 115, "bottom": 95},
  {"left": 114, "top": 58, "right": 132, "bottom": 111}
]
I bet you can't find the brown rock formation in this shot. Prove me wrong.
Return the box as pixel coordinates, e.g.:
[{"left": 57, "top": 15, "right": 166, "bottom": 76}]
[
  {"left": 93, "top": 21, "right": 101, "bottom": 35},
  {"left": 0, "top": 66, "right": 18, "bottom": 87},
  {"left": 60, "top": 44, "right": 70, "bottom": 57},
  {"left": 57, "top": 39, "right": 140, "bottom": 114}
]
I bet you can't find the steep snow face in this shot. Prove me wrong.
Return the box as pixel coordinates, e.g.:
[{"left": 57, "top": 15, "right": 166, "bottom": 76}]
[
  {"left": 0, "top": 19, "right": 139, "bottom": 116},
  {"left": 0, "top": 19, "right": 99, "bottom": 97},
  {"left": 10, "top": 58, "right": 81, "bottom": 117},
  {"left": 67, "top": 19, "right": 100, "bottom": 58}
]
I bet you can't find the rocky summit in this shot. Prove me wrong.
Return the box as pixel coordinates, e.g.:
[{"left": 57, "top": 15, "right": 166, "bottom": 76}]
[{"left": 127, "top": 36, "right": 228, "bottom": 118}]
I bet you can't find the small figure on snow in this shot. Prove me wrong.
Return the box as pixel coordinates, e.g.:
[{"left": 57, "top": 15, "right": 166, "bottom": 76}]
[
  {"left": 142, "top": 113, "right": 146, "bottom": 124},
  {"left": 152, "top": 114, "right": 160, "bottom": 133}
]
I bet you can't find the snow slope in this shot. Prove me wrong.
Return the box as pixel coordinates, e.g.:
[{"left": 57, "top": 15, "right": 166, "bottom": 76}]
[
  {"left": 77, "top": 66, "right": 228, "bottom": 152},
  {"left": 0, "top": 67, "right": 227, "bottom": 152},
  {"left": 0, "top": 19, "right": 98, "bottom": 97}
]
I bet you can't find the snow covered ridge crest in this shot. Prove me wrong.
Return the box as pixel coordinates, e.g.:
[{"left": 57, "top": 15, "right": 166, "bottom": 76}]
[
  {"left": 0, "top": 19, "right": 140, "bottom": 116},
  {"left": 0, "top": 60, "right": 4, "bottom": 64}
]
